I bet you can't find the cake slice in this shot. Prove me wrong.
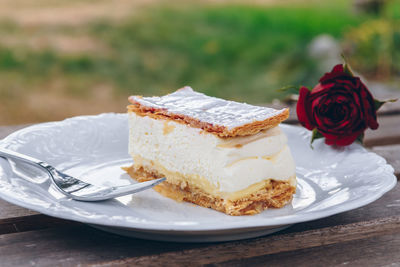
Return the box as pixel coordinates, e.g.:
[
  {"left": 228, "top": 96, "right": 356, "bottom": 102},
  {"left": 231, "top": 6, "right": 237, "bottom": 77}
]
[{"left": 125, "top": 86, "right": 296, "bottom": 215}]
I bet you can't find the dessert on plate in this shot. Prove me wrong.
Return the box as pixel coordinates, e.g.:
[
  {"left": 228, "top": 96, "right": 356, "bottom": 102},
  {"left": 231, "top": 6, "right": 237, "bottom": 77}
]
[{"left": 124, "top": 86, "right": 296, "bottom": 215}]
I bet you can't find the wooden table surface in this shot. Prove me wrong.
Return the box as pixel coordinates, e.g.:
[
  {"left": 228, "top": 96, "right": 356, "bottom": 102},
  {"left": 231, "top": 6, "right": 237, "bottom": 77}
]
[{"left": 0, "top": 103, "right": 399, "bottom": 267}]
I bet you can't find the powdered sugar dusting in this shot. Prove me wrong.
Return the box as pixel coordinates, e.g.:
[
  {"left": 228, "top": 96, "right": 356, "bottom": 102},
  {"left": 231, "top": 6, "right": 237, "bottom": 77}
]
[{"left": 129, "top": 86, "right": 287, "bottom": 130}]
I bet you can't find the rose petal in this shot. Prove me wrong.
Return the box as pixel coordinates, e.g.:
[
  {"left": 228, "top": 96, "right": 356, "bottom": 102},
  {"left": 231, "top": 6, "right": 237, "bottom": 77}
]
[
  {"left": 332, "top": 64, "right": 344, "bottom": 73},
  {"left": 296, "top": 86, "right": 314, "bottom": 130},
  {"left": 322, "top": 130, "right": 363, "bottom": 146},
  {"left": 312, "top": 83, "right": 326, "bottom": 94},
  {"left": 319, "top": 64, "right": 349, "bottom": 84},
  {"left": 359, "top": 80, "right": 379, "bottom": 130},
  {"left": 335, "top": 130, "right": 363, "bottom": 146}
]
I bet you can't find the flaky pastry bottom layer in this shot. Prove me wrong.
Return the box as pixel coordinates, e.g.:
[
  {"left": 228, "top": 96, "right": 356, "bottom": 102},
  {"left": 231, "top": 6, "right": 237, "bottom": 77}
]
[{"left": 124, "top": 164, "right": 296, "bottom": 216}]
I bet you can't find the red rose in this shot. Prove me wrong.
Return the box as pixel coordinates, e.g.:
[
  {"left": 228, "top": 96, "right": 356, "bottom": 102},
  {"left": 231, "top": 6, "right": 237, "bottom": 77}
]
[{"left": 296, "top": 64, "right": 378, "bottom": 146}]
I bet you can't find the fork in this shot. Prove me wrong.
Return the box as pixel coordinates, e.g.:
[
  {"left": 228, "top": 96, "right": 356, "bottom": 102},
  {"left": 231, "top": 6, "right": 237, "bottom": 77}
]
[{"left": 0, "top": 148, "right": 165, "bottom": 201}]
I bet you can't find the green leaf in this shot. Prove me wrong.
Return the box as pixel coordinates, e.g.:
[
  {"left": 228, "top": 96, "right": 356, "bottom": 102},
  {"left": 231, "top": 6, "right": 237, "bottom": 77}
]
[
  {"left": 356, "top": 132, "right": 364, "bottom": 144},
  {"left": 276, "top": 85, "right": 301, "bottom": 94},
  {"left": 341, "top": 54, "right": 354, "bottom": 77},
  {"left": 310, "top": 129, "right": 324, "bottom": 148},
  {"left": 374, "top": 99, "right": 385, "bottom": 111},
  {"left": 343, "top": 64, "right": 354, "bottom": 77},
  {"left": 374, "top": 98, "right": 398, "bottom": 111}
]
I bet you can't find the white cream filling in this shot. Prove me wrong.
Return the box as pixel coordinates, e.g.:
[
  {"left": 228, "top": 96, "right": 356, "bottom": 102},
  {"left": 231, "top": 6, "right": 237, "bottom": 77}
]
[{"left": 128, "top": 112, "right": 296, "bottom": 192}]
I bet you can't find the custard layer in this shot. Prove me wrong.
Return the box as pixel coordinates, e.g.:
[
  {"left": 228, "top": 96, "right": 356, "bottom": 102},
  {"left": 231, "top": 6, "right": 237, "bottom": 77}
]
[
  {"left": 125, "top": 163, "right": 296, "bottom": 216},
  {"left": 132, "top": 155, "right": 296, "bottom": 201}
]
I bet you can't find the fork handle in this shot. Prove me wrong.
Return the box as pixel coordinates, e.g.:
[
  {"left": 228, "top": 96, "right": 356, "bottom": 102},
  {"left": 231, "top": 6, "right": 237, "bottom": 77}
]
[
  {"left": 0, "top": 147, "right": 86, "bottom": 192},
  {"left": 0, "top": 147, "right": 63, "bottom": 183},
  {"left": 0, "top": 147, "right": 47, "bottom": 167}
]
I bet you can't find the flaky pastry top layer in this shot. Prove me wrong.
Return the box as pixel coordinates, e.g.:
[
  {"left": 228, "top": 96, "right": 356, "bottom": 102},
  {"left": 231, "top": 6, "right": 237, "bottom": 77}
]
[{"left": 128, "top": 86, "right": 289, "bottom": 137}]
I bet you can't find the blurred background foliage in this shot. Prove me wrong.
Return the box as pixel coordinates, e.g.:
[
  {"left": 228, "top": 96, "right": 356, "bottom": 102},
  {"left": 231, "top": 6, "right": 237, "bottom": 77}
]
[
  {"left": 0, "top": 0, "right": 399, "bottom": 124},
  {"left": 344, "top": 19, "right": 400, "bottom": 79}
]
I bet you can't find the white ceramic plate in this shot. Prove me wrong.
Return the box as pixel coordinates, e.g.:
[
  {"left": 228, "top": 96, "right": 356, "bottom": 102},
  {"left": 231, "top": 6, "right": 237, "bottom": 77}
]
[{"left": 0, "top": 113, "right": 396, "bottom": 242}]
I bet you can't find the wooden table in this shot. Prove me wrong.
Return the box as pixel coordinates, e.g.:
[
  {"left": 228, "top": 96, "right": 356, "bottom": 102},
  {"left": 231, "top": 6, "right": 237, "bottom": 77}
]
[{"left": 0, "top": 104, "right": 399, "bottom": 266}]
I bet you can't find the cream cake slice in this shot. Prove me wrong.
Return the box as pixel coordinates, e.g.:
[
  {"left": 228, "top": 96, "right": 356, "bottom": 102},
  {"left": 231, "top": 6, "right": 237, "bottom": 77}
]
[{"left": 125, "top": 86, "right": 296, "bottom": 216}]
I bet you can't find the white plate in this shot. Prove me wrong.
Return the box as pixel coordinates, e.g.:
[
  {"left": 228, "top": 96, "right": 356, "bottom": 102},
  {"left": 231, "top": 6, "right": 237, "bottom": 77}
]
[{"left": 0, "top": 113, "right": 396, "bottom": 242}]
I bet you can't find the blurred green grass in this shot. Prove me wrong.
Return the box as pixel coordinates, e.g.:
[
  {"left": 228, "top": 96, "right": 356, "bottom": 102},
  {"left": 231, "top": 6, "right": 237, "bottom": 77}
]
[
  {"left": 0, "top": 1, "right": 374, "bottom": 123},
  {"left": 91, "top": 5, "right": 366, "bottom": 102}
]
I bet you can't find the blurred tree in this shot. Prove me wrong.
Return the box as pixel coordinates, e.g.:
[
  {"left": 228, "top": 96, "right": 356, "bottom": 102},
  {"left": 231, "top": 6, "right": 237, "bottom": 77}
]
[
  {"left": 343, "top": 19, "right": 400, "bottom": 80},
  {"left": 354, "top": 0, "right": 388, "bottom": 15}
]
